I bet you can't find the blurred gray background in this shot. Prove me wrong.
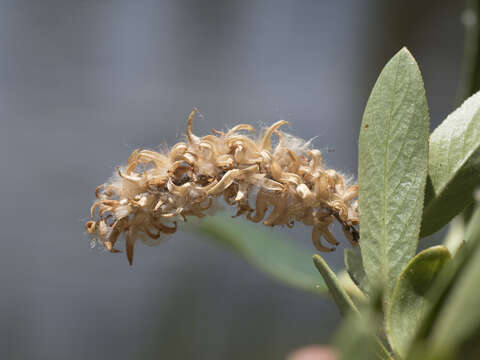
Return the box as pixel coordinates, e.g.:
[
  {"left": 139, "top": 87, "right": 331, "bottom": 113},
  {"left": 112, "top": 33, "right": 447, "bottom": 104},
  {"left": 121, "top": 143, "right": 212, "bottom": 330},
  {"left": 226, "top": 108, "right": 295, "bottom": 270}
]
[{"left": 0, "top": 1, "right": 464, "bottom": 359}]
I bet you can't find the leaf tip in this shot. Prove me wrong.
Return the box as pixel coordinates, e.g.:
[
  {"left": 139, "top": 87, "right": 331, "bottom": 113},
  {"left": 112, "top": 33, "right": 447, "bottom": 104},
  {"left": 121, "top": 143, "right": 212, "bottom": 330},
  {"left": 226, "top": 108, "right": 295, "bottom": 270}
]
[
  {"left": 312, "top": 254, "right": 329, "bottom": 275},
  {"left": 398, "top": 46, "right": 411, "bottom": 55},
  {"left": 393, "top": 47, "right": 419, "bottom": 68},
  {"left": 312, "top": 254, "right": 323, "bottom": 266}
]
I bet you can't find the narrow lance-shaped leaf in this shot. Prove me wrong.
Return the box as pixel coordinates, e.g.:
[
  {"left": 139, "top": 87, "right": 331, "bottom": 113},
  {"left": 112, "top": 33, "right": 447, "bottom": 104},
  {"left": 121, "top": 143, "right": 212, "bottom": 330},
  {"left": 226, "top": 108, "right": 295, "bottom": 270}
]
[
  {"left": 337, "top": 270, "right": 367, "bottom": 306},
  {"left": 421, "top": 92, "right": 480, "bottom": 237},
  {"left": 410, "top": 206, "right": 480, "bottom": 355},
  {"left": 442, "top": 216, "right": 466, "bottom": 257},
  {"left": 358, "top": 48, "right": 430, "bottom": 304},
  {"left": 195, "top": 215, "right": 328, "bottom": 294},
  {"left": 344, "top": 248, "right": 367, "bottom": 292},
  {"left": 313, "top": 254, "right": 358, "bottom": 316},
  {"left": 430, "top": 206, "right": 480, "bottom": 352},
  {"left": 386, "top": 246, "right": 451, "bottom": 358}
]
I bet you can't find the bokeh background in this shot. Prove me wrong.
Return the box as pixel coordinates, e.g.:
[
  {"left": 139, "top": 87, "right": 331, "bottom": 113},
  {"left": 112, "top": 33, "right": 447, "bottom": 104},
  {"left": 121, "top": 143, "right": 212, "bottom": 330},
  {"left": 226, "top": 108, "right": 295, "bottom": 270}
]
[{"left": 1, "top": 1, "right": 465, "bottom": 359}]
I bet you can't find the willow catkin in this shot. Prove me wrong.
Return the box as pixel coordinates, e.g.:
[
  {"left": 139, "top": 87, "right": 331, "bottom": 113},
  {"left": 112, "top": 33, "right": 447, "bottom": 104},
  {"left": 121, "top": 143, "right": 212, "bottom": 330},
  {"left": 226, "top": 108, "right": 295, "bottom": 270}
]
[{"left": 85, "top": 109, "right": 359, "bottom": 264}]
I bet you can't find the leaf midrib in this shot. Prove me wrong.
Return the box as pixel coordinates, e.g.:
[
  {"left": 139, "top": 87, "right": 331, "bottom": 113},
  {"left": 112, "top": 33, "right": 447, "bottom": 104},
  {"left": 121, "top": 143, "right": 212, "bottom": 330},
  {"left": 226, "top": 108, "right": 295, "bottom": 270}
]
[{"left": 381, "top": 58, "right": 401, "bottom": 290}]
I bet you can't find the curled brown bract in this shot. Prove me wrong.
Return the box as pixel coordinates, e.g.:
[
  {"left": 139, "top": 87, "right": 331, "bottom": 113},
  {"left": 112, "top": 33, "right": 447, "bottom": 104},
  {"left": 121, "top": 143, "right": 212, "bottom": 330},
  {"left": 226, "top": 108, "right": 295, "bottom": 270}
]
[{"left": 86, "top": 110, "right": 359, "bottom": 264}]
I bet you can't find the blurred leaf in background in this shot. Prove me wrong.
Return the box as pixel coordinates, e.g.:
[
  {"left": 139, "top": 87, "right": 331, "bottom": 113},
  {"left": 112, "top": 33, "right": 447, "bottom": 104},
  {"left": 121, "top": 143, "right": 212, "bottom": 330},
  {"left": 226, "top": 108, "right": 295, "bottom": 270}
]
[{"left": 195, "top": 215, "right": 328, "bottom": 295}]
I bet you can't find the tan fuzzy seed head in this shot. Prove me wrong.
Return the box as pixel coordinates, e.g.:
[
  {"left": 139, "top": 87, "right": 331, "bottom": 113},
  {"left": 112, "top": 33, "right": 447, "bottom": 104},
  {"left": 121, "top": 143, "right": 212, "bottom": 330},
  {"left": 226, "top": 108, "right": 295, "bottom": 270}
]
[{"left": 86, "top": 110, "right": 359, "bottom": 264}]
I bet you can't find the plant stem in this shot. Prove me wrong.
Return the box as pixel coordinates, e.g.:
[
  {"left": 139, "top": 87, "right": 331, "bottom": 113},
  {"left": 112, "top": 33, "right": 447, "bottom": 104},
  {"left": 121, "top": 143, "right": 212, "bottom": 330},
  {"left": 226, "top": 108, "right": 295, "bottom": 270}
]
[
  {"left": 456, "top": 0, "right": 480, "bottom": 224},
  {"left": 457, "top": 0, "right": 480, "bottom": 104}
]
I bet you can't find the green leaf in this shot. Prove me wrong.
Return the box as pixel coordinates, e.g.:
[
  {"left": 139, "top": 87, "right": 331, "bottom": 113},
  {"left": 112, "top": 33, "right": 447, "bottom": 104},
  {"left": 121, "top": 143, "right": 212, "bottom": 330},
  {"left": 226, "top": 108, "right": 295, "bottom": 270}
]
[
  {"left": 344, "top": 248, "right": 367, "bottom": 292},
  {"left": 465, "top": 203, "right": 480, "bottom": 242},
  {"left": 430, "top": 206, "right": 480, "bottom": 352},
  {"left": 407, "top": 344, "right": 454, "bottom": 360},
  {"left": 387, "top": 246, "right": 451, "bottom": 358},
  {"left": 337, "top": 269, "right": 367, "bottom": 306},
  {"left": 421, "top": 92, "right": 480, "bottom": 237},
  {"left": 194, "top": 215, "right": 328, "bottom": 294},
  {"left": 313, "top": 255, "right": 358, "bottom": 316},
  {"left": 411, "top": 206, "right": 480, "bottom": 353},
  {"left": 443, "top": 216, "right": 466, "bottom": 257},
  {"left": 335, "top": 314, "right": 378, "bottom": 360},
  {"left": 358, "top": 48, "right": 430, "bottom": 304},
  {"left": 334, "top": 308, "right": 394, "bottom": 360}
]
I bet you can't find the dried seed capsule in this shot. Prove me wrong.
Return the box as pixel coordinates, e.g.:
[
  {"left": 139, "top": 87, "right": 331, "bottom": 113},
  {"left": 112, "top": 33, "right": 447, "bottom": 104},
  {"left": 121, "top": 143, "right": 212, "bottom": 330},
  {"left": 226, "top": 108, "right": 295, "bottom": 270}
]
[{"left": 86, "top": 110, "right": 359, "bottom": 264}]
